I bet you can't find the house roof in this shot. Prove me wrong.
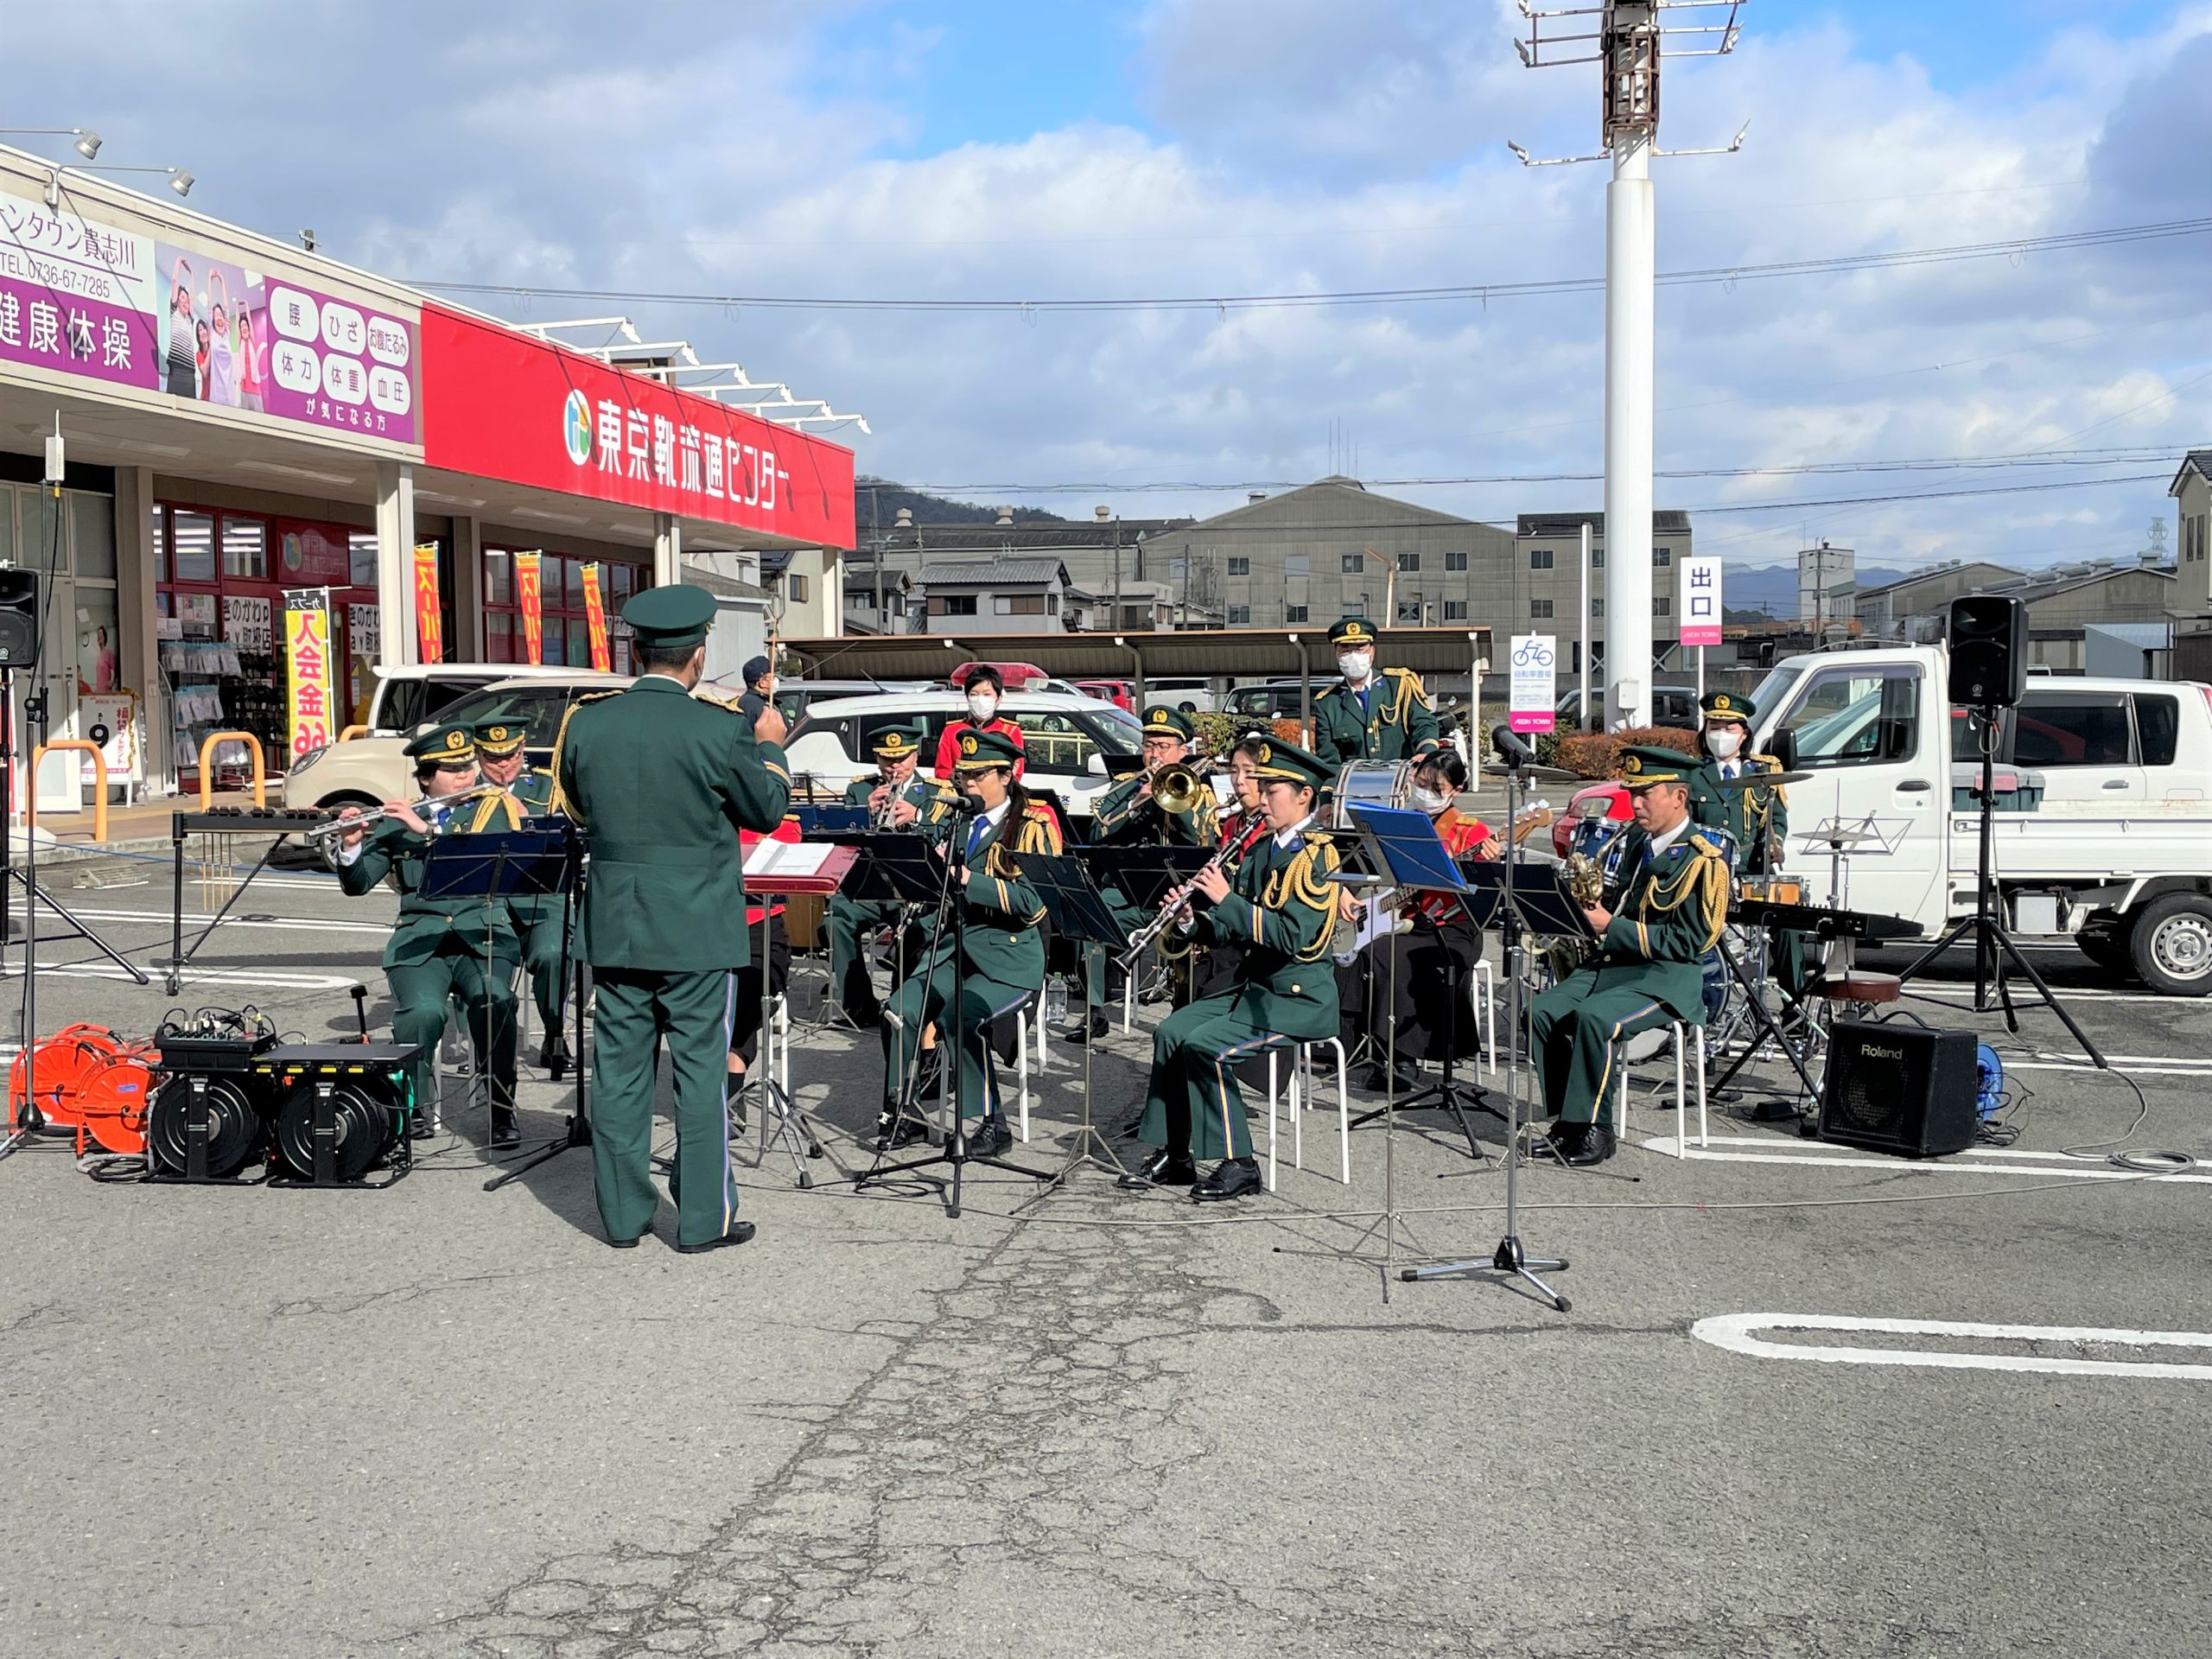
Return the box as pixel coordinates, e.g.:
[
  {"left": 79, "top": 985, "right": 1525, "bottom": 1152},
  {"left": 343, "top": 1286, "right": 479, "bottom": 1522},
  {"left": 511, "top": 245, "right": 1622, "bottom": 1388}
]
[
  {"left": 919, "top": 557, "right": 1070, "bottom": 588},
  {"left": 879, "top": 518, "right": 1192, "bottom": 554},
  {"left": 1854, "top": 561, "right": 2021, "bottom": 602},
  {"left": 1165, "top": 478, "right": 1485, "bottom": 536},
  {"left": 1516, "top": 511, "right": 1693, "bottom": 537},
  {"left": 2171, "top": 449, "right": 2212, "bottom": 496},
  {"left": 1980, "top": 562, "right": 2176, "bottom": 604}
]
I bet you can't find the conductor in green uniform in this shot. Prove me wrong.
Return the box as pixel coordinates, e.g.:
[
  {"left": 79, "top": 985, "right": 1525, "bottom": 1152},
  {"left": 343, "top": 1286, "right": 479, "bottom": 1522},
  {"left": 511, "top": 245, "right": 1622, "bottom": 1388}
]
[
  {"left": 1074, "top": 703, "right": 1221, "bottom": 1040},
  {"left": 1123, "top": 738, "right": 1340, "bottom": 1203},
  {"left": 1311, "top": 616, "right": 1442, "bottom": 765},
  {"left": 554, "top": 584, "right": 792, "bottom": 1253},
  {"left": 474, "top": 718, "right": 571, "bottom": 1072},
  {"left": 1529, "top": 745, "right": 1731, "bottom": 1166},
  {"left": 1686, "top": 690, "right": 1804, "bottom": 1001},
  {"left": 877, "top": 726, "right": 1050, "bottom": 1157},
  {"left": 825, "top": 728, "right": 955, "bottom": 1025},
  {"left": 333, "top": 725, "right": 527, "bottom": 1145}
]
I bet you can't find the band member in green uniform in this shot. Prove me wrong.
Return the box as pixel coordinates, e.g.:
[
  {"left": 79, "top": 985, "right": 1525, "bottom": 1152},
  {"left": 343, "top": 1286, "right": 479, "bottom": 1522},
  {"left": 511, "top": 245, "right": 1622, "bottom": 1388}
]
[
  {"left": 1311, "top": 616, "right": 1442, "bottom": 765},
  {"left": 1073, "top": 703, "right": 1222, "bottom": 1040},
  {"left": 473, "top": 718, "right": 571, "bottom": 1071},
  {"left": 332, "top": 725, "right": 528, "bottom": 1146},
  {"left": 1529, "top": 745, "right": 1731, "bottom": 1166},
  {"left": 1123, "top": 738, "right": 1340, "bottom": 1203},
  {"left": 825, "top": 728, "right": 956, "bottom": 1025},
  {"left": 554, "top": 584, "right": 792, "bottom": 1253},
  {"left": 1686, "top": 689, "right": 1803, "bottom": 999},
  {"left": 877, "top": 727, "right": 1051, "bottom": 1156}
]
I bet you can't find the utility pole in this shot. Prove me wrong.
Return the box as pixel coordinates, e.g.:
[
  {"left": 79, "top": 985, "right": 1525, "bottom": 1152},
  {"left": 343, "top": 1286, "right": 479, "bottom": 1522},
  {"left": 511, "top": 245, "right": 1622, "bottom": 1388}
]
[{"left": 1509, "top": 0, "right": 1747, "bottom": 730}]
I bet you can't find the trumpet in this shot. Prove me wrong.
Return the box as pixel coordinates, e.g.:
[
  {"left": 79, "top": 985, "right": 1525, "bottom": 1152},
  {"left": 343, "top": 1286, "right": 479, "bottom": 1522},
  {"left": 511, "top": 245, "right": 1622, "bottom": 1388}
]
[
  {"left": 1118, "top": 810, "right": 1271, "bottom": 969},
  {"left": 301, "top": 782, "right": 507, "bottom": 846},
  {"left": 863, "top": 772, "right": 901, "bottom": 831}
]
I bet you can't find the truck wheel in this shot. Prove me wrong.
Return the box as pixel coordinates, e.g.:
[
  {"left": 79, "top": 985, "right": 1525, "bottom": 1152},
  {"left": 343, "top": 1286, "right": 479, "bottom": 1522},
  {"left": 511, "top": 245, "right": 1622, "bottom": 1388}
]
[
  {"left": 2126, "top": 894, "right": 2212, "bottom": 996},
  {"left": 2075, "top": 918, "right": 2134, "bottom": 978}
]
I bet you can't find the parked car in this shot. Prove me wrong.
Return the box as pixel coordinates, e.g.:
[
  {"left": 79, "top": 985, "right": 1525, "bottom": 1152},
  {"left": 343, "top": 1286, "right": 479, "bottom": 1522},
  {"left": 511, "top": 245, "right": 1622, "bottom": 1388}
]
[
  {"left": 1072, "top": 678, "right": 1135, "bottom": 712},
  {"left": 283, "top": 671, "right": 628, "bottom": 810},
  {"left": 1145, "top": 677, "right": 1218, "bottom": 714},
  {"left": 699, "top": 676, "right": 932, "bottom": 728},
  {"left": 1222, "top": 680, "right": 1310, "bottom": 724},
  {"left": 349, "top": 662, "right": 590, "bottom": 738},
  {"left": 1552, "top": 685, "right": 1700, "bottom": 731},
  {"left": 781, "top": 690, "right": 1145, "bottom": 811}
]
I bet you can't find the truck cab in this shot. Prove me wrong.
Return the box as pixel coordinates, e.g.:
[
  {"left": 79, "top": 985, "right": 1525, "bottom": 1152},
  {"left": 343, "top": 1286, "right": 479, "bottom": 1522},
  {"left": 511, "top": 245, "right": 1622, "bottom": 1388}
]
[{"left": 1746, "top": 644, "right": 2212, "bottom": 995}]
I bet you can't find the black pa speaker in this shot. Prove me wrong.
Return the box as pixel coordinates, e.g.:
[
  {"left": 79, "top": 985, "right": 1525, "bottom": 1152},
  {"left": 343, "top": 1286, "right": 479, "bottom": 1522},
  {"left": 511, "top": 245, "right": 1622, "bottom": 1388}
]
[
  {"left": 1948, "top": 594, "right": 2026, "bottom": 709},
  {"left": 1817, "top": 1020, "right": 1979, "bottom": 1158},
  {"left": 0, "top": 569, "right": 39, "bottom": 668}
]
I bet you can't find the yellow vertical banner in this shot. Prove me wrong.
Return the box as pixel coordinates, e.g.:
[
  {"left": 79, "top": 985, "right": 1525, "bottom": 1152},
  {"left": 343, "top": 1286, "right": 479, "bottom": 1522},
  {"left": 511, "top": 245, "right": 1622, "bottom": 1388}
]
[
  {"left": 411, "top": 542, "right": 444, "bottom": 665},
  {"left": 582, "top": 563, "right": 611, "bottom": 671},
  {"left": 516, "top": 550, "right": 543, "bottom": 664},
  {"left": 283, "top": 588, "right": 337, "bottom": 761}
]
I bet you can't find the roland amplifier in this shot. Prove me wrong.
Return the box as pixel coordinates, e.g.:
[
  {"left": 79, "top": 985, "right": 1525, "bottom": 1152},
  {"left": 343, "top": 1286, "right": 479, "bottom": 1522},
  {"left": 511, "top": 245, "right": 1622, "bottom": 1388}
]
[{"left": 1817, "top": 1020, "right": 1979, "bottom": 1157}]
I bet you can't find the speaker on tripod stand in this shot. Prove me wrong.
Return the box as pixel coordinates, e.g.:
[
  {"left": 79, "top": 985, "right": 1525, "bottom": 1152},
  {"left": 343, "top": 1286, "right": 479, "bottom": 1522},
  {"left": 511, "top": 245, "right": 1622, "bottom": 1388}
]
[{"left": 1947, "top": 593, "right": 2026, "bottom": 709}]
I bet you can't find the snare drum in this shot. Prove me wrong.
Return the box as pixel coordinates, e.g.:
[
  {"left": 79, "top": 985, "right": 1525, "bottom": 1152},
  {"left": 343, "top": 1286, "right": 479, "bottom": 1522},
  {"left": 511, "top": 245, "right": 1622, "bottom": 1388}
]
[{"left": 1330, "top": 761, "right": 1415, "bottom": 828}]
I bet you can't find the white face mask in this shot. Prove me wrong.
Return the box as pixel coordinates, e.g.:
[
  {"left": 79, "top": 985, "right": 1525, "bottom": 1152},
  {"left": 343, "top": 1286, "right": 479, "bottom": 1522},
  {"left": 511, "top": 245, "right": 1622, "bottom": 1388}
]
[
  {"left": 1338, "top": 652, "right": 1373, "bottom": 683},
  {"left": 966, "top": 692, "right": 998, "bottom": 721},
  {"left": 1408, "top": 784, "right": 1452, "bottom": 814},
  {"left": 1706, "top": 729, "right": 1743, "bottom": 760}
]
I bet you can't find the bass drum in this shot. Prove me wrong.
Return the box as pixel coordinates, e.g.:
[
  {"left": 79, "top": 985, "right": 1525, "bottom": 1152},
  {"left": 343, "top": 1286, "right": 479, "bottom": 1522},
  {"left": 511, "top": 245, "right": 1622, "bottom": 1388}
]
[{"left": 1331, "top": 761, "right": 1415, "bottom": 828}]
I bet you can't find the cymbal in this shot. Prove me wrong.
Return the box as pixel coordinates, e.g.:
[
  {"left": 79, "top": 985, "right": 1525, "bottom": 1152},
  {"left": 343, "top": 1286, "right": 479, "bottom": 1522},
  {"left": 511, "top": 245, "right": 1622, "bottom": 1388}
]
[{"left": 1710, "top": 768, "right": 1810, "bottom": 791}]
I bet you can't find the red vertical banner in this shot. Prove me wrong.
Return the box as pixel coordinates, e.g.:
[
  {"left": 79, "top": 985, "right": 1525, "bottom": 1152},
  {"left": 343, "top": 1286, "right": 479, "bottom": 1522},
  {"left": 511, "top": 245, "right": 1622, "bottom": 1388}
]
[
  {"left": 411, "top": 543, "right": 444, "bottom": 665},
  {"left": 516, "top": 550, "right": 544, "bottom": 664},
  {"left": 582, "top": 563, "right": 611, "bottom": 671}
]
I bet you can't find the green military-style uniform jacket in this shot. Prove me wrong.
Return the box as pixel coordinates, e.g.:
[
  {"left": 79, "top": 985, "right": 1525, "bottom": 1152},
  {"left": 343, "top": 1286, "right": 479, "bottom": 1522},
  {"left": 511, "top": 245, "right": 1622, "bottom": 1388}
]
[
  {"left": 842, "top": 770, "right": 957, "bottom": 837},
  {"left": 1688, "top": 754, "right": 1789, "bottom": 876},
  {"left": 1311, "top": 667, "right": 1440, "bottom": 764},
  {"left": 337, "top": 790, "right": 529, "bottom": 968},
  {"left": 826, "top": 767, "right": 958, "bottom": 1018},
  {"left": 1137, "top": 818, "right": 1342, "bottom": 1161},
  {"left": 1090, "top": 768, "right": 1221, "bottom": 849},
  {"left": 554, "top": 676, "right": 793, "bottom": 971}
]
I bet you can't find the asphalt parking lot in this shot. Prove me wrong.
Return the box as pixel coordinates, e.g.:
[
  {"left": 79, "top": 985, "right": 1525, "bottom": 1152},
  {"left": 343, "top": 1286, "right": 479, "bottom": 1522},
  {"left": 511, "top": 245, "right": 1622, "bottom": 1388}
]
[{"left": 3, "top": 833, "right": 2210, "bottom": 1659}]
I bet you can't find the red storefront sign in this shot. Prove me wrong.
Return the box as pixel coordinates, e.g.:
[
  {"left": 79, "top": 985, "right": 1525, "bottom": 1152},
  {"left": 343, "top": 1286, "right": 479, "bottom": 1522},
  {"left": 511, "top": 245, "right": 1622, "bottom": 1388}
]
[
  {"left": 412, "top": 543, "right": 444, "bottom": 664},
  {"left": 419, "top": 303, "right": 856, "bottom": 548}
]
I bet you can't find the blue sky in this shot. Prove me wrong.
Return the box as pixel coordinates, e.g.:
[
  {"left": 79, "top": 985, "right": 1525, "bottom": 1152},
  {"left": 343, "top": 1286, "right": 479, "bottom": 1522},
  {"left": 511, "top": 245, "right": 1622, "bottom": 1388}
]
[{"left": 5, "top": 0, "right": 2207, "bottom": 571}]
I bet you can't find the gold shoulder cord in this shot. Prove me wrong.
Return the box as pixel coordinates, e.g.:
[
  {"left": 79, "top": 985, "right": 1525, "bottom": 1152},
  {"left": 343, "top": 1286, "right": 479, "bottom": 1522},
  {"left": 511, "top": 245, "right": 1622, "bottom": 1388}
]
[
  {"left": 1271, "top": 836, "right": 1342, "bottom": 963},
  {"left": 545, "top": 691, "right": 619, "bottom": 823},
  {"left": 1637, "top": 840, "right": 1732, "bottom": 952}
]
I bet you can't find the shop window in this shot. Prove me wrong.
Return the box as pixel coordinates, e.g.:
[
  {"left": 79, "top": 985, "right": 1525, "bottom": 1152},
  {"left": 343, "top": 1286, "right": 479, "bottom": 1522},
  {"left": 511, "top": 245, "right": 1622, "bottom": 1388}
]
[
  {"left": 222, "top": 518, "right": 267, "bottom": 579},
  {"left": 567, "top": 620, "right": 591, "bottom": 666},
  {"left": 347, "top": 532, "right": 378, "bottom": 587},
  {"left": 172, "top": 512, "right": 217, "bottom": 582},
  {"left": 21, "top": 486, "right": 61, "bottom": 569},
  {"left": 72, "top": 494, "right": 117, "bottom": 579},
  {"left": 563, "top": 557, "right": 585, "bottom": 607},
  {"left": 485, "top": 548, "right": 513, "bottom": 605},
  {"left": 488, "top": 612, "right": 516, "bottom": 664}
]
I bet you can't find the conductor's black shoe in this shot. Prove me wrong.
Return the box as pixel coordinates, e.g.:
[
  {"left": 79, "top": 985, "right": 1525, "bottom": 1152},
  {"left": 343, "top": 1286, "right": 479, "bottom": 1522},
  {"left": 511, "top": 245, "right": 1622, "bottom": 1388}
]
[
  {"left": 1192, "top": 1157, "right": 1263, "bottom": 1203},
  {"left": 489, "top": 1110, "right": 521, "bottom": 1149},
  {"left": 1116, "top": 1147, "right": 1197, "bottom": 1191},
  {"left": 964, "top": 1116, "right": 1014, "bottom": 1159},
  {"left": 1560, "top": 1122, "right": 1617, "bottom": 1167},
  {"left": 676, "top": 1221, "right": 757, "bottom": 1254},
  {"left": 1060, "top": 1011, "right": 1111, "bottom": 1044},
  {"left": 607, "top": 1233, "right": 643, "bottom": 1249}
]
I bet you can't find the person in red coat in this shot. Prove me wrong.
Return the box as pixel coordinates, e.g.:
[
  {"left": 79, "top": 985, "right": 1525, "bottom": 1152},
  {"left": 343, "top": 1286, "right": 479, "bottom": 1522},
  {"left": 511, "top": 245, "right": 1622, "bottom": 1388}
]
[{"left": 934, "top": 664, "right": 1026, "bottom": 780}]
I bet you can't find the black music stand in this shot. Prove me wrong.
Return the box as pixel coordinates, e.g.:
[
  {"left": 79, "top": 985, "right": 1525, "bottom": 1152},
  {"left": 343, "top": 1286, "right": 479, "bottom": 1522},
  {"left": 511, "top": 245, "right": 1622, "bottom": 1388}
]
[
  {"left": 417, "top": 828, "right": 566, "bottom": 1145},
  {"left": 1402, "top": 739, "right": 1586, "bottom": 1313},
  {"left": 1338, "top": 805, "right": 1494, "bottom": 1161},
  {"left": 854, "top": 824, "right": 1058, "bottom": 1217},
  {"left": 1079, "top": 842, "right": 1211, "bottom": 1020},
  {"left": 745, "top": 840, "right": 859, "bottom": 1188},
  {"left": 1011, "top": 851, "right": 1133, "bottom": 1191}
]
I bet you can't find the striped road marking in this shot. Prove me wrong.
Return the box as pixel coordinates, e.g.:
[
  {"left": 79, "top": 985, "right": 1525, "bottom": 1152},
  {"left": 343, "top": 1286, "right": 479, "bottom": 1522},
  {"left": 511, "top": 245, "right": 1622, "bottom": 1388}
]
[
  {"left": 1692, "top": 1313, "right": 2212, "bottom": 1380},
  {"left": 27, "top": 964, "right": 363, "bottom": 992},
  {"left": 1638, "top": 1133, "right": 2212, "bottom": 1184}
]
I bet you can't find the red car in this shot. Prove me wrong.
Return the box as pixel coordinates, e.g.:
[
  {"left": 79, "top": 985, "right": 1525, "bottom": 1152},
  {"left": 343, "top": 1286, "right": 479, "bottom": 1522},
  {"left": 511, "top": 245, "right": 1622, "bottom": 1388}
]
[
  {"left": 1072, "top": 677, "right": 1135, "bottom": 712},
  {"left": 1552, "top": 779, "right": 1632, "bottom": 859}
]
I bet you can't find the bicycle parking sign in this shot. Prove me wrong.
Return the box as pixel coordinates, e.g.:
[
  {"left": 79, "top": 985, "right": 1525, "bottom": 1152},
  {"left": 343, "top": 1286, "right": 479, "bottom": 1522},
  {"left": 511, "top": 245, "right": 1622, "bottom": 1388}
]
[{"left": 1510, "top": 633, "right": 1557, "bottom": 734}]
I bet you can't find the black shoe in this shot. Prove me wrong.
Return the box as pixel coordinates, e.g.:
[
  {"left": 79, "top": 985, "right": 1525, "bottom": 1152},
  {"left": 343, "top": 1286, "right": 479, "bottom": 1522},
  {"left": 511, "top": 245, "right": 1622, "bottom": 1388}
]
[
  {"left": 490, "top": 1110, "right": 521, "bottom": 1149},
  {"left": 964, "top": 1116, "right": 1014, "bottom": 1160},
  {"left": 1116, "top": 1147, "right": 1197, "bottom": 1191},
  {"left": 875, "top": 1111, "right": 929, "bottom": 1151},
  {"left": 676, "top": 1221, "right": 757, "bottom": 1254},
  {"left": 607, "top": 1232, "right": 644, "bottom": 1249},
  {"left": 1560, "top": 1122, "right": 1617, "bottom": 1167},
  {"left": 537, "top": 1030, "right": 572, "bottom": 1073},
  {"left": 1192, "top": 1157, "right": 1263, "bottom": 1203},
  {"left": 408, "top": 1114, "right": 437, "bottom": 1142},
  {"left": 1059, "top": 1011, "right": 1112, "bottom": 1044},
  {"left": 1360, "top": 1064, "right": 1424, "bottom": 1096},
  {"left": 1750, "top": 1098, "right": 1799, "bottom": 1123},
  {"left": 913, "top": 1050, "right": 944, "bottom": 1101}
]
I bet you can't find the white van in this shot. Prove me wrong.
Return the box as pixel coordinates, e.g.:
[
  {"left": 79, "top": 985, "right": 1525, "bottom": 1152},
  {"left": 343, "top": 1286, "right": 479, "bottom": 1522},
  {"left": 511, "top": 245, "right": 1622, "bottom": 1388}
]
[{"left": 1747, "top": 644, "right": 2212, "bottom": 994}]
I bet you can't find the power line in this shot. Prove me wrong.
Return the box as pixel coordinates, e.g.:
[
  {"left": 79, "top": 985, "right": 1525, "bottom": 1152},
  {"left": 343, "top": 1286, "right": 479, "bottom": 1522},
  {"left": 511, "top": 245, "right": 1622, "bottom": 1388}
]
[{"left": 411, "top": 218, "right": 2212, "bottom": 317}]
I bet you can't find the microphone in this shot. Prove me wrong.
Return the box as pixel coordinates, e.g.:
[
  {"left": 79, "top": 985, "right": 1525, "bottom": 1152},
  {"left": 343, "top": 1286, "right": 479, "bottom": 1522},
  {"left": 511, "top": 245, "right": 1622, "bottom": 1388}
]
[{"left": 1491, "top": 722, "right": 1534, "bottom": 769}]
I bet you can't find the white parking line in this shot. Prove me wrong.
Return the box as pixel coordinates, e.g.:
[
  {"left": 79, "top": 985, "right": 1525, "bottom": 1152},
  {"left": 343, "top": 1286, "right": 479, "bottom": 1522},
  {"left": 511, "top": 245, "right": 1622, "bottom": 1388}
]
[
  {"left": 29, "top": 964, "right": 364, "bottom": 992},
  {"left": 53, "top": 906, "right": 390, "bottom": 935},
  {"left": 1692, "top": 1313, "right": 2212, "bottom": 1380},
  {"left": 1639, "top": 1134, "right": 2212, "bottom": 1184},
  {"left": 1907, "top": 985, "right": 2183, "bottom": 1006}
]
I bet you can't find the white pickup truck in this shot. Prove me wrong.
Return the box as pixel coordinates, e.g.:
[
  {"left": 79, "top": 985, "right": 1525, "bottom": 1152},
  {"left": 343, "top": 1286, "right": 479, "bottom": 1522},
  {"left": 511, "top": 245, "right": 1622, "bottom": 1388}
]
[{"left": 1743, "top": 644, "right": 2212, "bottom": 995}]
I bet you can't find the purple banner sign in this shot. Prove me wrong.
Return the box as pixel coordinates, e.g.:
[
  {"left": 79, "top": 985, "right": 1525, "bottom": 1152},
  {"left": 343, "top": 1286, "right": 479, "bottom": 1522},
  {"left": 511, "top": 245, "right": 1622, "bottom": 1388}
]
[{"left": 0, "top": 188, "right": 160, "bottom": 390}]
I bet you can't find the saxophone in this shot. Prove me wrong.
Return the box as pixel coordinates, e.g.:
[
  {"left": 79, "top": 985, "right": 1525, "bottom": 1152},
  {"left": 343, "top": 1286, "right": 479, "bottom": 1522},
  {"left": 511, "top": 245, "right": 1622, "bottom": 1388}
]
[{"left": 1564, "top": 849, "right": 1605, "bottom": 907}]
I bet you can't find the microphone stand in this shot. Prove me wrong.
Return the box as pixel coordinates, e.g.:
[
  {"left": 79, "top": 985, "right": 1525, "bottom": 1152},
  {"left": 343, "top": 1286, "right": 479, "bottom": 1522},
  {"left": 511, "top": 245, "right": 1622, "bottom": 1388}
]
[{"left": 1402, "top": 729, "right": 1570, "bottom": 1312}]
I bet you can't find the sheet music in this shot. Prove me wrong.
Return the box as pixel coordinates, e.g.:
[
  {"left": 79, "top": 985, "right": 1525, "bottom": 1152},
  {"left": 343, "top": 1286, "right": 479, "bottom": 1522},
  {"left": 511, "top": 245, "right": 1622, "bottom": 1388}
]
[{"left": 743, "top": 839, "right": 837, "bottom": 880}]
